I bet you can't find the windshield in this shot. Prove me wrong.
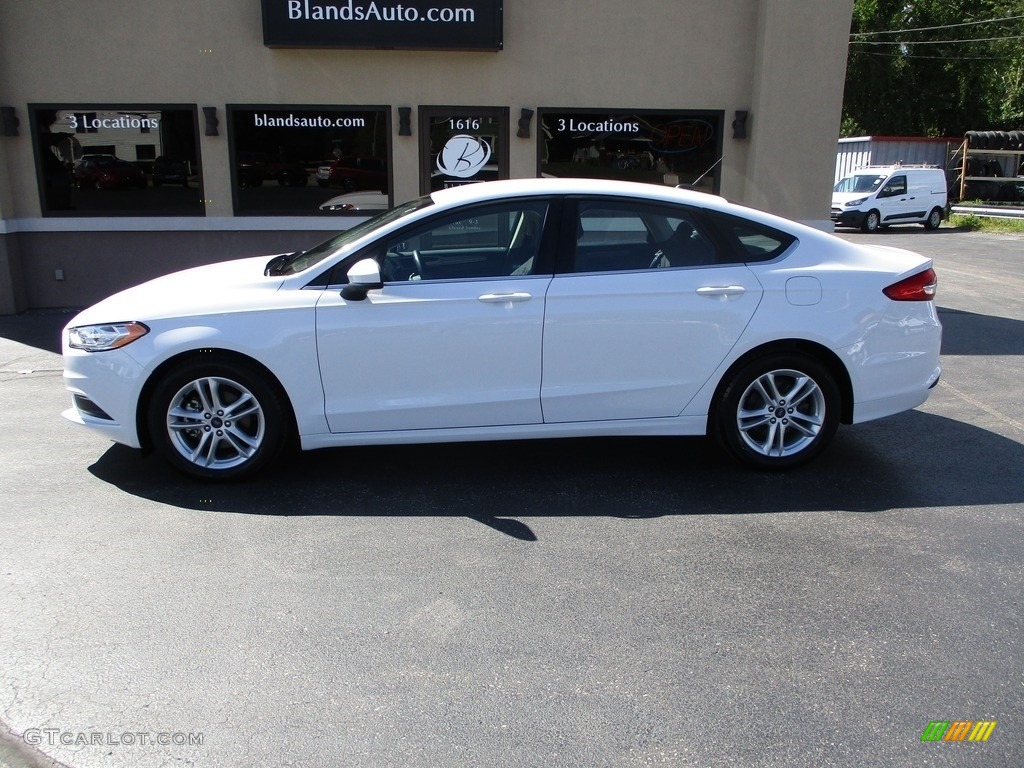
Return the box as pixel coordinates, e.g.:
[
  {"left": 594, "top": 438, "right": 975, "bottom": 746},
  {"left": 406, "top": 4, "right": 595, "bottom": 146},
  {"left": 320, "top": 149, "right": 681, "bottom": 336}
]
[
  {"left": 833, "top": 174, "right": 886, "bottom": 194},
  {"left": 268, "top": 195, "right": 435, "bottom": 276}
]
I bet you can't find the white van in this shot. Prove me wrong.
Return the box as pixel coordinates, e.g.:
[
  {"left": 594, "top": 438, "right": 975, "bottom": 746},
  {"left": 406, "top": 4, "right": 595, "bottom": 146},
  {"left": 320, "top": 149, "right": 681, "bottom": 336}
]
[{"left": 831, "top": 165, "right": 948, "bottom": 232}]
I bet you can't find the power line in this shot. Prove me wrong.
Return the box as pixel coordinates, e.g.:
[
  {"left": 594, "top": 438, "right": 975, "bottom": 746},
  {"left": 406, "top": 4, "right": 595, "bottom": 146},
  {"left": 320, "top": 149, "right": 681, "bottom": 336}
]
[
  {"left": 850, "top": 33, "right": 1024, "bottom": 45},
  {"left": 850, "top": 13, "right": 1024, "bottom": 37},
  {"left": 856, "top": 49, "right": 1009, "bottom": 60}
]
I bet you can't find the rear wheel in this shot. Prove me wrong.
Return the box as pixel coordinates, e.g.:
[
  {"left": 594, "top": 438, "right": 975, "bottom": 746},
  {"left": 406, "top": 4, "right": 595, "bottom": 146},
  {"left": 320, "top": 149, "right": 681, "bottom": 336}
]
[
  {"left": 147, "top": 358, "right": 288, "bottom": 481},
  {"left": 714, "top": 353, "right": 840, "bottom": 469},
  {"left": 924, "top": 208, "right": 942, "bottom": 230}
]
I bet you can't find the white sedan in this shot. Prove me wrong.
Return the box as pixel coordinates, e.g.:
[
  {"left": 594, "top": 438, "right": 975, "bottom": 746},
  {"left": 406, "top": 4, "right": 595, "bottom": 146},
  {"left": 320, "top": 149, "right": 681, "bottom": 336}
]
[{"left": 62, "top": 178, "right": 942, "bottom": 480}]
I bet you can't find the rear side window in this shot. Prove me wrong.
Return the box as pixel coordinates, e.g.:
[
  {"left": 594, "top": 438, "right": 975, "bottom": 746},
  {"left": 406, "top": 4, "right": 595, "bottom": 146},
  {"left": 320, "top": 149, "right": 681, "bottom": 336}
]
[
  {"left": 706, "top": 212, "right": 796, "bottom": 263},
  {"left": 571, "top": 199, "right": 718, "bottom": 272}
]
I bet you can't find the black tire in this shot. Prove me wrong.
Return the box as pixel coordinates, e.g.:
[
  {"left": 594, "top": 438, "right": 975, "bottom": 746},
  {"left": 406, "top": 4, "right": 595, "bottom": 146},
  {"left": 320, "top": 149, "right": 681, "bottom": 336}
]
[
  {"left": 924, "top": 208, "right": 942, "bottom": 230},
  {"left": 713, "top": 352, "right": 840, "bottom": 470},
  {"left": 861, "top": 210, "right": 881, "bottom": 233},
  {"left": 147, "top": 357, "right": 288, "bottom": 481}
]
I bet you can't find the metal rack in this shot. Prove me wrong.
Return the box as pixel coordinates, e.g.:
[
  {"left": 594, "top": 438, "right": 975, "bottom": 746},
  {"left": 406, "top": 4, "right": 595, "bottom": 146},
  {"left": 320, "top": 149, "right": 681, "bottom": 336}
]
[{"left": 951, "top": 137, "right": 1024, "bottom": 201}]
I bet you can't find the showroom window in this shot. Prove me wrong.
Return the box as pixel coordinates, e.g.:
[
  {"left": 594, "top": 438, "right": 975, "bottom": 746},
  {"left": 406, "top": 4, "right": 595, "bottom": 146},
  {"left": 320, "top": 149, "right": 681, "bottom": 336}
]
[
  {"left": 30, "top": 105, "right": 203, "bottom": 216},
  {"left": 419, "top": 107, "right": 509, "bottom": 194},
  {"left": 538, "top": 109, "right": 723, "bottom": 193},
  {"left": 228, "top": 105, "right": 391, "bottom": 216}
]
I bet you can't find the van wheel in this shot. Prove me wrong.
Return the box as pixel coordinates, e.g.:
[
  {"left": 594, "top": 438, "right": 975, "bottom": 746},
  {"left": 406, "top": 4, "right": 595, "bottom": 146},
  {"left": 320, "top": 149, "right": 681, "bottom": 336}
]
[
  {"left": 861, "top": 210, "right": 881, "bottom": 233},
  {"left": 924, "top": 208, "right": 943, "bottom": 230}
]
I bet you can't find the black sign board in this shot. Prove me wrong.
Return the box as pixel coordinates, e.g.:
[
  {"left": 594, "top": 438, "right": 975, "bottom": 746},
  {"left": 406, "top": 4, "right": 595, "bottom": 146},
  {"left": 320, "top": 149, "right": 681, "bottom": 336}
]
[{"left": 261, "top": 0, "right": 503, "bottom": 50}]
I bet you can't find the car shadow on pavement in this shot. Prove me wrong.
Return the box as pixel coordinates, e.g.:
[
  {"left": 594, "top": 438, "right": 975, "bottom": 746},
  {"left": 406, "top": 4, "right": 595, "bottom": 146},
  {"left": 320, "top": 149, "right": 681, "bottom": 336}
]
[
  {"left": 87, "top": 409, "right": 1024, "bottom": 539},
  {"left": 0, "top": 309, "right": 77, "bottom": 354},
  {"left": 938, "top": 307, "right": 1024, "bottom": 356}
]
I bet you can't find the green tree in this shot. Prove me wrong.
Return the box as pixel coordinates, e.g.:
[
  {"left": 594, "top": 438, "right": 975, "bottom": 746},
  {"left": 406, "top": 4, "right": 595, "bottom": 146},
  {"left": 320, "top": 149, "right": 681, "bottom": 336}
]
[{"left": 843, "top": 0, "right": 1024, "bottom": 136}]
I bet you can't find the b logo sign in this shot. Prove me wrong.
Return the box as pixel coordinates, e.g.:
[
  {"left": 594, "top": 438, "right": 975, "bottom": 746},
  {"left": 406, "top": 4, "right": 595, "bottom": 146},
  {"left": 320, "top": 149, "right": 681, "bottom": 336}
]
[{"left": 437, "top": 135, "right": 491, "bottom": 178}]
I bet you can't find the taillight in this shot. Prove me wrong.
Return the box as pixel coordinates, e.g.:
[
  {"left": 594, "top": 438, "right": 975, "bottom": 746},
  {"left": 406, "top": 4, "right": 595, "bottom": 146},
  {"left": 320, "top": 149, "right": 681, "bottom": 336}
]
[{"left": 884, "top": 268, "right": 936, "bottom": 301}]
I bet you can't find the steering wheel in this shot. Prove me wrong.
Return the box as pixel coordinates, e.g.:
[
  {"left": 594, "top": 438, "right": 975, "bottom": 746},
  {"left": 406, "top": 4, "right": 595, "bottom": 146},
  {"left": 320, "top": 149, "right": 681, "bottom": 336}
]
[{"left": 411, "top": 249, "right": 425, "bottom": 280}]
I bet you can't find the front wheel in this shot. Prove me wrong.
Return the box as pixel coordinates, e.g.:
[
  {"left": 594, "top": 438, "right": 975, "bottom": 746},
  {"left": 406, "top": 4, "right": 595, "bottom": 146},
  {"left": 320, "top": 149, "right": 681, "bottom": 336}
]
[
  {"left": 714, "top": 353, "right": 840, "bottom": 469},
  {"left": 147, "top": 358, "right": 288, "bottom": 481},
  {"left": 860, "top": 210, "right": 881, "bottom": 233}
]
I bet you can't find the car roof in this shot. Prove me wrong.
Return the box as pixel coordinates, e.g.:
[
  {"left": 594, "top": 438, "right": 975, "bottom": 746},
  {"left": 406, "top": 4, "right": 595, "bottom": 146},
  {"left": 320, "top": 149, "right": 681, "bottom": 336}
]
[
  {"left": 430, "top": 177, "right": 715, "bottom": 207},
  {"left": 426, "top": 177, "right": 822, "bottom": 240}
]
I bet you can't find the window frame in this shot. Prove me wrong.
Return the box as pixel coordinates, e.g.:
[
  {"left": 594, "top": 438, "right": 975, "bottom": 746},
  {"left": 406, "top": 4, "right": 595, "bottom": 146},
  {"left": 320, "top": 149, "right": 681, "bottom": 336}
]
[
  {"left": 418, "top": 106, "right": 510, "bottom": 196},
  {"left": 702, "top": 210, "right": 798, "bottom": 264},
  {"left": 879, "top": 175, "right": 907, "bottom": 198},
  {"left": 226, "top": 103, "right": 393, "bottom": 217},
  {"left": 536, "top": 108, "right": 725, "bottom": 194},
  {"left": 29, "top": 103, "right": 203, "bottom": 217},
  {"left": 378, "top": 197, "right": 558, "bottom": 283},
  {"left": 555, "top": 196, "right": 728, "bottom": 275}
]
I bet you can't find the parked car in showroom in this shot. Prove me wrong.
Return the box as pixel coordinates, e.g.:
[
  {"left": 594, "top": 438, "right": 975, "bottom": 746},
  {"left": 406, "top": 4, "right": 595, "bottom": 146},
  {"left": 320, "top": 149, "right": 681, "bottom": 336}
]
[
  {"left": 315, "top": 156, "right": 387, "bottom": 191},
  {"left": 62, "top": 178, "right": 941, "bottom": 480},
  {"left": 73, "top": 154, "right": 147, "bottom": 190},
  {"left": 236, "top": 152, "right": 308, "bottom": 187},
  {"left": 151, "top": 156, "right": 191, "bottom": 187},
  {"left": 319, "top": 190, "right": 389, "bottom": 212}
]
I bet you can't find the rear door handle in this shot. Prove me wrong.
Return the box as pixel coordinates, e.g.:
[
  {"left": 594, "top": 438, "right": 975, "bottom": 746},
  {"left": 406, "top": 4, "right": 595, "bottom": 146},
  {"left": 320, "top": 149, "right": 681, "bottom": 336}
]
[
  {"left": 478, "top": 292, "right": 532, "bottom": 304},
  {"left": 696, "top": 285, "right": 747, "bottom": 298}
]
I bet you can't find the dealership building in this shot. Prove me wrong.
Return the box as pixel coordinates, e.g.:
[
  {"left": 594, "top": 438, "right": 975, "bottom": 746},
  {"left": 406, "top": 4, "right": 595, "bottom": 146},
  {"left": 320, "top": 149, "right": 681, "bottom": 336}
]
[{"left": 0, "top": 0, "right": 853, "bottom": 315}]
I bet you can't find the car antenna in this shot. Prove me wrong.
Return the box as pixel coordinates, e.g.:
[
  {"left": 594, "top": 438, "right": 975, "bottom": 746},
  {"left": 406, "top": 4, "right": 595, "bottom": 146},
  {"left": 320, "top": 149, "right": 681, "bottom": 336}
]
[{"left": 677, "top": 156, "right": 723, "bottom": 191}]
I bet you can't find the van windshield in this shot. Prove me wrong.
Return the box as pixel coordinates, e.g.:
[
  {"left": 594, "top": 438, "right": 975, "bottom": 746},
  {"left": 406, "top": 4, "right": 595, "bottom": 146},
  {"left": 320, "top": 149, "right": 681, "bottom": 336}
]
[{"left": 834, "top": 174, "right": 886, "bottom": 194}]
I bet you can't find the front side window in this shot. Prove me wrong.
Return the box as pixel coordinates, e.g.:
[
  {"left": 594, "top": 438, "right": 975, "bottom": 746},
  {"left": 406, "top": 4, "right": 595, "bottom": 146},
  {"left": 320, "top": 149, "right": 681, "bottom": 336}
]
[
  {"left": 880, "top": 176, "right": 907, "bottom": 197},
  {"left": 379, "top": 201, "right": 549, "bottom": 282},
  {"left": 30, "top": 105, "right": 202, "bottom": 216},
  {"left": 572, "top": 200, "right": 717, "bottom": 273}
]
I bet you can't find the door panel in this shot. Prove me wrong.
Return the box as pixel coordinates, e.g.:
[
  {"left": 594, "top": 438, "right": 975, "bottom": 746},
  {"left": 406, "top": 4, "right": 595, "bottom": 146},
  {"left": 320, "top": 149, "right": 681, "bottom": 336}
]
[
  {"left": 541, "top": 266, "right": 762, "bottom": 422},
  {"left": 540, "top": 197, "right": 763, "bottom": 423},
  {"left": 315, "top": 198, "right": 555, "bottom": 434},
  {"left": 316, "top": 277, "right": 550, "bottom": 433}
]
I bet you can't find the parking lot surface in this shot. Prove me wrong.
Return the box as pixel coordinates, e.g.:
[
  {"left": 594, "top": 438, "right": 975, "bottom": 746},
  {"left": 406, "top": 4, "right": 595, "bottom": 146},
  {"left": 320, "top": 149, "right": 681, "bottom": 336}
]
[{"left": 1, "top": 227, "right": 1022, "bottom": 767}]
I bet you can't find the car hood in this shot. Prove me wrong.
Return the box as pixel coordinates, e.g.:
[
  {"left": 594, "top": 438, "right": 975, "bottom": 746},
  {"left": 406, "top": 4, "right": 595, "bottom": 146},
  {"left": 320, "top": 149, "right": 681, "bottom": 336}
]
[
  {"left": 68, "top": 255, "right": 287, "bottom": 326},
  {"left": 831, "top": 191, "right": 875, "bottom": 205}
]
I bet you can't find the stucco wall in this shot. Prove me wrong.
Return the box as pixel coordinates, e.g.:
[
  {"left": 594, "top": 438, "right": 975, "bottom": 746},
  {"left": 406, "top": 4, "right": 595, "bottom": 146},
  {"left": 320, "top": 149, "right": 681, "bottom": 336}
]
[{"left": 0, "top": 0, "right": 853, "bottom": 310}]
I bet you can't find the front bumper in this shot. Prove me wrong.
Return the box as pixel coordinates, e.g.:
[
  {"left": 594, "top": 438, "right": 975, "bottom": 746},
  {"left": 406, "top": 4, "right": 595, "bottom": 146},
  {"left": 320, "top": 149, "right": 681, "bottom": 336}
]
[
  {"left": 831, "top": 208, "right": 866, "bottom": 228},
  {"left": 62, "top": 345, "right": 147, "bottom": 449}
]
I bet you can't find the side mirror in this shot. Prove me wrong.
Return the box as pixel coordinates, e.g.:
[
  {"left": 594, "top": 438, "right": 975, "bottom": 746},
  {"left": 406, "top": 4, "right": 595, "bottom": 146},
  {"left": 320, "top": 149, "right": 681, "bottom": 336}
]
[{"left": 341, "top": 258, "right": 383, "bottom": 301}]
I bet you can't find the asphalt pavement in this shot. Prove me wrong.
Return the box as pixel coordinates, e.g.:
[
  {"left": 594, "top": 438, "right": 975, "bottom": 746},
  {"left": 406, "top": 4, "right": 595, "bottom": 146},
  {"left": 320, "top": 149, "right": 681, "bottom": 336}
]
[{"left": 0, "top": 226, "right": 1021, "bottom": 767}]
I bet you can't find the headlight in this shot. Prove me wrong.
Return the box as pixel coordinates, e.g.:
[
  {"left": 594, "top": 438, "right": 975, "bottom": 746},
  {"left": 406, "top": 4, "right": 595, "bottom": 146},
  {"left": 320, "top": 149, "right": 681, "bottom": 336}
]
[
  {"left": 845, "top": 197, "right": 867, "bottom": 207},
  {"left": 68, "top": 322, "right": 149, "bottom": 352}
]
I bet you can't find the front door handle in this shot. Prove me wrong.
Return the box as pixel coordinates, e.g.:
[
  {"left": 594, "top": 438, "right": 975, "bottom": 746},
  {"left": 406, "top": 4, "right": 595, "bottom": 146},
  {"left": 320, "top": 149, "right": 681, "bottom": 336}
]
[
  {"left": 478, "top": 292, "right": 532, "bottom": 305},
  {"left": 696, "top": 285, "right": 747, "bottom": 298}
]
